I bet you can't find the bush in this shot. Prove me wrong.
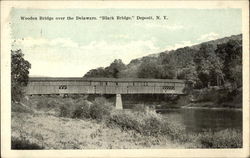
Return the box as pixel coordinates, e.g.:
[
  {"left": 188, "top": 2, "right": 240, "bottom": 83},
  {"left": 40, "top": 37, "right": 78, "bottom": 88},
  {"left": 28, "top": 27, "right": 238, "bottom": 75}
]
[
  {"left": 175, "top": 95, "right": 190, "bottom": 107},
  {"left": 59, "top": 97, "right": 113, "bottom": 121},
  {"left": 142, "top": 116, "right": 162, "bottom": 136},
  {"left": 11, "top": 137, "right": 44, "bottom": 150},
  {"left": 11, "top": 102, "right": 33, "bottom": 113},
  {"left": 36, "top": 100, "right": 48, "bottom": 109},
  {"left": 58, "top": 98, "right": 91, "bottom": 118},
  {"left": 59, "top": 103, "right": 75, "bottom": 117},
  {"left": 89, "top": 97, "right": 113, "bottom": 121},
  {"left": 106, "top": 109, "right": 186, "bottom": 139},
  {"left": 107, "top": 111, "right": 144, "bottom": 133},
  {"left": 197, "top": 129, "right": 242, "bottom": 148},
  {"left": 160, "top": 119, "right": 187, "bottom": 141},
  {"left": 200, "top": 89, "right": 219, "bottom": 102},
  {"left": 72, "top": 101, "right": 91, "bottom": 119},
  {"left": 59, "top": 104, "right": 70, "bottom": 117},
  {"left": 132, "top": 104, "right": 147, "bottom": 112}
]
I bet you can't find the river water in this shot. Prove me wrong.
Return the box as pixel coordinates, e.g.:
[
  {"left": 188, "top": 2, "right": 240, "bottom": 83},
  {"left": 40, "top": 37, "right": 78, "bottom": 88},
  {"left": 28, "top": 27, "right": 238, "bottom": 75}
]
[{"left": 157, "top": 108, "right": 242, "bottom": 133}]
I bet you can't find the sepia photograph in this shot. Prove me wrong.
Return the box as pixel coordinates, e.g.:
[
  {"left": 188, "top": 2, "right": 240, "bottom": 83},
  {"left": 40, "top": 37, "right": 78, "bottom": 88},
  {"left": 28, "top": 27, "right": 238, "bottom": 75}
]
[{"left": 1, "top": 1, "right": 249, "bottom": 158}]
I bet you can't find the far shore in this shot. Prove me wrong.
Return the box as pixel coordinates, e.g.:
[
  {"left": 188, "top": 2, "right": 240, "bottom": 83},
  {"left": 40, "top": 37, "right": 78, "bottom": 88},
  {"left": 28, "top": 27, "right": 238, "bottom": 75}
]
[
  {"left": 180, "top": 106, "right": 242, "bottom": 111},
  {"left": 155, "top": 101, "right": 242, "bottom": 112}
]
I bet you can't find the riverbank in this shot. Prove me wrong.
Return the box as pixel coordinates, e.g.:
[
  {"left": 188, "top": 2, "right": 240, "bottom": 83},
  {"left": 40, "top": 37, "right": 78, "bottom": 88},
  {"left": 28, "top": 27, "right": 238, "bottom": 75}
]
[
  {"left": 181, "top": 102, "right": 242, "bottom": 110},
  {"left": 11, "top": 96, "right": 242, "bottom": 149},
  {"left": 151, "top": 87, "right": 242, "bottom": 110},
  {"left": 188, "top": 87, "right": 242, "bottom": 109}
]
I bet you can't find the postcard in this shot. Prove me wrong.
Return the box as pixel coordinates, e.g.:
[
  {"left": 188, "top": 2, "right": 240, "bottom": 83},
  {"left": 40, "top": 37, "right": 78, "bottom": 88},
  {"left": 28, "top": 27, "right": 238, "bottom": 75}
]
[{"left": 1, "top": 1, "right": 249, "bottom": 158}]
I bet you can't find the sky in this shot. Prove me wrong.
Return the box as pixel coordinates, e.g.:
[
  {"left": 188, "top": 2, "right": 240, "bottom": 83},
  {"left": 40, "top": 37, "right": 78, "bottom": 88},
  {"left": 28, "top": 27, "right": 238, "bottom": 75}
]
[{"left": 10, "top": 8, "right": 242, "bottom": 77}]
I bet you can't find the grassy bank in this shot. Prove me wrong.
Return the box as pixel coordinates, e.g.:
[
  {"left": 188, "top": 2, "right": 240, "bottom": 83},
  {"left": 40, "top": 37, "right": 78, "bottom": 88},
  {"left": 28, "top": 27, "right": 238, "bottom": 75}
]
[
  {"left": 11, "top": 95, "right": 242, "bottom": 149},
  {"left": 12, "top": 112, "right": 189, "bottom": 149}
]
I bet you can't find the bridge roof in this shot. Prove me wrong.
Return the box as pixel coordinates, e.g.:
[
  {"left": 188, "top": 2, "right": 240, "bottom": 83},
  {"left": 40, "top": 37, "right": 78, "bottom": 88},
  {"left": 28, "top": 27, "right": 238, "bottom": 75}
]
[{"left": 28, "top": 77, "right": 185, "bottom": 83}]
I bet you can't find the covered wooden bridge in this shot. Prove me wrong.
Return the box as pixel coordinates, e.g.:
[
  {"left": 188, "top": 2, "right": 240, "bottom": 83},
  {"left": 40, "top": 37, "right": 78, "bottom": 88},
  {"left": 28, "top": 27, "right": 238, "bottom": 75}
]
[{"left": 25, "top": 77, "right": 187, "bottom": 109}]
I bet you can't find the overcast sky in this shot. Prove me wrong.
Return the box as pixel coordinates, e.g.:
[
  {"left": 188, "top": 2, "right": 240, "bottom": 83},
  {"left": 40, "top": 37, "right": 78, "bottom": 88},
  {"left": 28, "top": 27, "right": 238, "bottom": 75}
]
[{"left": 11, "top": 8, "right": 242, "bottom": 77}]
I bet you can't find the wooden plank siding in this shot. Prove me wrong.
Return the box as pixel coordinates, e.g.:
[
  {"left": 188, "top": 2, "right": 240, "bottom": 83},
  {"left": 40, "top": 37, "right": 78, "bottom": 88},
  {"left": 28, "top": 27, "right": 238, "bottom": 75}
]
[{"left": 25, "top": 77, "right": 186, "bottom": 95}]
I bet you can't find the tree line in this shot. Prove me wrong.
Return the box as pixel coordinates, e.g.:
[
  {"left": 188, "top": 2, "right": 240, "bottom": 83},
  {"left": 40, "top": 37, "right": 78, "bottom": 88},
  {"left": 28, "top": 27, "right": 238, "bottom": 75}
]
[{"left": 84, "top": 37, "right": 242, "bottom": 90}]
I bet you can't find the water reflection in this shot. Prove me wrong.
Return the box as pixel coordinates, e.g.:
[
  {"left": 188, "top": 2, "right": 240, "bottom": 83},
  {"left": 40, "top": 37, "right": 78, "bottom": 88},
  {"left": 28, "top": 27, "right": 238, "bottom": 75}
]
[{"left": 159, "top": 108, "right": 242, "bottom": 133}]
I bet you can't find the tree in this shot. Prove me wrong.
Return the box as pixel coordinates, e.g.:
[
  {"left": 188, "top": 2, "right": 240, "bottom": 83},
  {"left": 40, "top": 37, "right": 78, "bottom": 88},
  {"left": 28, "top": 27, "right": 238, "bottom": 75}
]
[
  {"left": 83, "top": 59, "right": 126, "bottom": 78},
  {"left": 177, "top": 61, "right": 198, "bottom": 85},
  {"left": 11, "top": 49, "right": 31, "bottom": 102},
  {"left": 194, "top": 43, "right": 223, "bottom": 87},
  {"left": 159, "top": 65, "right": 176, "bottom": 79},
  {"left": 84, "top": 67, "right": 107, "bottom": 78},
  {"left": 137, "top": 60, "right": 160, "bottom": 78},
  {"left": 215, "top": 39, "right": 242, "bottom": 89},
  {"left": 106, "top": 59, "right": 126, "bottom": 78}
]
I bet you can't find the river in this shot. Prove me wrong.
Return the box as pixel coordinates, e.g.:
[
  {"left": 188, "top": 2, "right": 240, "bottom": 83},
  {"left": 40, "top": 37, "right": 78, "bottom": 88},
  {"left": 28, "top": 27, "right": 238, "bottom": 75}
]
[{"left": 157, "top": 108, "right": 242, "bottom": 133}]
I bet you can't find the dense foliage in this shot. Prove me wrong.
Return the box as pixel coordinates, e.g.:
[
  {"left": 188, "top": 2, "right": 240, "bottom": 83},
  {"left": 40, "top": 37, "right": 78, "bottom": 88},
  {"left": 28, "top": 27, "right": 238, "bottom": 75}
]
[
  {"left": 84, "top": 59, "right": 126, "bottom": 78},
  {"left": 11, "top": 49, "right": 31, "bottom": 102},
  {"left": 197, "top": 129, "right": 242, "bottom": 148},
  {"left": 59, "top": 97, "right": 113, "bottom": 121},
  {"left": 83, "top": 35, "right": 242, "bottom": 91}
]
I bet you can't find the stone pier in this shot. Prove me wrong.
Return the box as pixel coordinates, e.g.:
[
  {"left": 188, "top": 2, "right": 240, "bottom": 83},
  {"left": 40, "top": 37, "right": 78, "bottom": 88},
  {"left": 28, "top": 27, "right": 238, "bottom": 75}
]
[{"left": 115, "top": 94, "right": 123, "bottom": 109}]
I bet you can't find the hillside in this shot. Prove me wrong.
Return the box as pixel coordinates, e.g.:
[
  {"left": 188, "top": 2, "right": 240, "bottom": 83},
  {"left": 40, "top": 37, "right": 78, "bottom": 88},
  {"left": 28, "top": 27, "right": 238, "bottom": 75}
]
[
  {"left": 146, "top": 34, "right": 242, "bottom": 58},
  {"left": 190, "top": 34, "right": 242, "bottom": 50},
  {"left": 84, "top": 34, "right": 242, "bottom": 90}
]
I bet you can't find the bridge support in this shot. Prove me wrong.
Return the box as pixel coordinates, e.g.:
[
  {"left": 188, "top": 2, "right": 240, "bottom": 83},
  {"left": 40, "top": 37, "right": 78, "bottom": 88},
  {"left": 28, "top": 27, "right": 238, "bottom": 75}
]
[{"left": 115, "top": 94, "right": 123, "bottom": 109}]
